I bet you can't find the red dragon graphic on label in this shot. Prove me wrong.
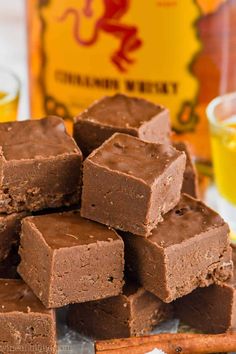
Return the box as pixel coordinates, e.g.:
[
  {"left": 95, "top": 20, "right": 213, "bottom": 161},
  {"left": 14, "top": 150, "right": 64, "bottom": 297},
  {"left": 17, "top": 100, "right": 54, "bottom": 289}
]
[{"left": 58, "top": 0, "right": 142, "bottom": 72}]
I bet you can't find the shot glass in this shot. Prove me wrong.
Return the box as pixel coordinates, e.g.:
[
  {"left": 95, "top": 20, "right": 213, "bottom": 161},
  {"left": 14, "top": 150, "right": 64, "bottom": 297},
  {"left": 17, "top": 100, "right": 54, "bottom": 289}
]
[
  {"left": 207, "top": 92, "right": 236, "bottom": 238},
  {"left": 0, "top": 68, "right": 20, "bottom": 122}
]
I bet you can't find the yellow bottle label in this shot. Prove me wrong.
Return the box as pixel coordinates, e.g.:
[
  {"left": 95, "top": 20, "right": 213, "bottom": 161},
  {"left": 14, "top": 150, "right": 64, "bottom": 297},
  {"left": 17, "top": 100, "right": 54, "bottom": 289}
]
[
  {"left": 28, "top": 0, "right": 232, "bottom": 160},
  {"left": 197, "top": 0, "right": 226, "bottom": 14}
]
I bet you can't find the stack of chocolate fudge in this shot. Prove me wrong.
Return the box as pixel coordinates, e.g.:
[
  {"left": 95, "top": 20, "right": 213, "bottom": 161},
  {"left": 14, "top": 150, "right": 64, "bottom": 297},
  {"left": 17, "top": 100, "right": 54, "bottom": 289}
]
[{"left": 0, "top": 94, "right": 234, "bottom": 353}]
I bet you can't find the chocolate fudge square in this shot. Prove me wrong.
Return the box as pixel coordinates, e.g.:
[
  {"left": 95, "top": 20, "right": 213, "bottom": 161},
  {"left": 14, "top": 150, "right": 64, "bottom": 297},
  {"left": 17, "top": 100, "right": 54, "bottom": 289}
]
[
  {"left": 123, "top": 194, "right": 232, "bottom": 302},
  {"left": 18, "top": 211, "right": 124, "bottom": 308},
  {"left": 81, "top": 133, "right": 186, "bottom": 236},
  {"left": 73, "top": 94, "right": 170, "bottom": 156},
  {"left": 68, "top": 281, "right": 173, "bottom": 339},
  {"left": 0, "top": 211, "right": 27, "bottom": 261},
  {"left": 174, "top": 142, "right": 199, "bottom": 198},
  {"left": 175, "top": 244, "right": 236, "bottom": 334},
  {"left": 0, "top": 279, "right": 56, "bottom": 354},
  {"left": 0, "top": 116, "right": 82, "bottom": 214}
]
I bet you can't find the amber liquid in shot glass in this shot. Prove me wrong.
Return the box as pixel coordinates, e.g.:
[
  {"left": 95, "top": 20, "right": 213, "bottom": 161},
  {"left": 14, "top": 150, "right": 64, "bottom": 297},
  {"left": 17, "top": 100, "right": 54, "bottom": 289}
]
[
  {"left": 207, "top": 93, "right": 236, "bottom": 239},
  {"left": 0, "top": 69, "right": 20, "bottom": 122}
]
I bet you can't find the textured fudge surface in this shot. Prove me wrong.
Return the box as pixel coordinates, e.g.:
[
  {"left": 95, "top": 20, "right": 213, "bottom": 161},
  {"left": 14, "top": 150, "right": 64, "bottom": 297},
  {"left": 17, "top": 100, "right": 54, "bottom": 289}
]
[
  {"left": 74, "top": 94, "right": 170, "bottom": 155},
  {"left": 174, "top": 142, "right": 199, "bottom": 198},
  {"left": 68, "top": 281, "right": 173, "bottom": 339},
  {"left": 0, "top": 211, "right": 27, "bottom": 261},
  {"left": 89, "top": 133, "right": 181, "bottom": 184},
  {"left": 78, "top": 94, "right": 167, "bottom": 128},
  {"left": 0, "top": 116, "right": 82, "bottom": 213},
  {"left": 81, "top": 133, "right": 186, "bottom": 236},
  {"left": 0, "top": 279, "right": 56, "bottom": 353},
  {"left": 123, "top": 194, "right": 232, "bottom": 302},
  {"left": 229, "top": 245, "right": 236, "bottom": 288},
  {"left": 18, "top": 211, "right": 124, "bottom": 308},
  {"left": 175, "top": 245, "right": 236, "bottom": 333},
  {"left": 32, "top": 211, "right": 121, "bottom": 248},
  {"left": 0, "top": 279, "right": 50, "bottom": 314},
  {"left": 146, "top": 194, "right": 225, "bottom": 247},
  {"left": 0, "top": 116, "right": 79, "bottom": 160}
]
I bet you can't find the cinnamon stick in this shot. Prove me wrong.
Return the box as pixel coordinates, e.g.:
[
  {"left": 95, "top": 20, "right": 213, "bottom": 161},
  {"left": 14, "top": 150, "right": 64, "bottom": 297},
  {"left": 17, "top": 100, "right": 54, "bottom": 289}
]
[{"left": 95, "top": 332, "right": 236, "bottom": 354}]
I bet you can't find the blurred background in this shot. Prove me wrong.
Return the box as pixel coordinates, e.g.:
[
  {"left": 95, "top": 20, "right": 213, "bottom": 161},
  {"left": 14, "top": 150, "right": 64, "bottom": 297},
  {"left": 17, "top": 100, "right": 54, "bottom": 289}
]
[{"left": 0, "top": 0, "right": 28, "bottom": 118}]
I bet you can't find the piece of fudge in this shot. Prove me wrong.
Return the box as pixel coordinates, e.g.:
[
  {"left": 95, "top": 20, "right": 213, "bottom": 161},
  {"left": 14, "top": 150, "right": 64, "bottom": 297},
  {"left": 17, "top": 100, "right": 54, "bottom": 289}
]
[
  {"left": 81, "top": 133, "right": 186, "bottom": 236},
  {"left": 68, "top": 281, "right": 173, "bottom": 339},
  {"left": 0, "top": 245, "right": 21, "bottom": 279},
  {"left": 0, "top": 116, "right": 82, "bottom": 214},
  {"left": 123, "top": 194, "right": 232, "bottom": 303},
  {"left": 18, "top": 211, "right": 124, "bottom": 308},
  {"left": 73, "top": 94, "right": 170, "bottom": 156},
  {"left": 174, "top": 142, "right": 199, "bottom": 198},
  {"left": 0, "top": 212, "right": 27, "bottom": 261},
  {"left": 0, "top": 279, "right": 56, "bottom": 353},
  {"left": 175, "top": 244, "right": 236, "bottom": 333}
]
